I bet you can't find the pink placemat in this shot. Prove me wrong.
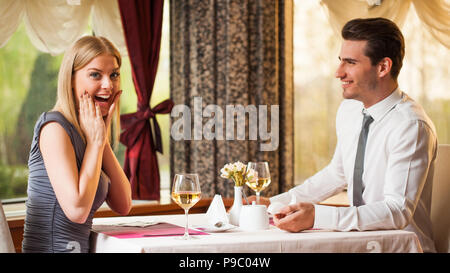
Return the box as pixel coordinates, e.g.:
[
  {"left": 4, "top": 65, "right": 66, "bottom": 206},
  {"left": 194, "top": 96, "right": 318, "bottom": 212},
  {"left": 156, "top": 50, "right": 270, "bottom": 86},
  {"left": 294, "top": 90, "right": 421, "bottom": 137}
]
[{"left": 96, "top": 222, "right": 209, "bottom": 239}]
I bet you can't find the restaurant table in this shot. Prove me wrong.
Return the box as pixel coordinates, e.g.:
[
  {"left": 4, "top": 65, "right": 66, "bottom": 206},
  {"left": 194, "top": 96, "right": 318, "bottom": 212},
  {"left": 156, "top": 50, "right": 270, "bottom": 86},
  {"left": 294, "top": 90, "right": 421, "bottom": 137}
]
[{"left": 90, "top": 213, "right": 423, "bottom": 253}]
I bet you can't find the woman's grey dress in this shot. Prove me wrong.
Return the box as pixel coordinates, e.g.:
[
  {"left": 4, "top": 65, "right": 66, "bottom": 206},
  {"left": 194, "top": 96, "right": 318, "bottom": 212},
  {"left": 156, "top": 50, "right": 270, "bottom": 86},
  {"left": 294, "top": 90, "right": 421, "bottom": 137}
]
[{"left": 22, "top": 111, "right": 110, "bottom": 253}]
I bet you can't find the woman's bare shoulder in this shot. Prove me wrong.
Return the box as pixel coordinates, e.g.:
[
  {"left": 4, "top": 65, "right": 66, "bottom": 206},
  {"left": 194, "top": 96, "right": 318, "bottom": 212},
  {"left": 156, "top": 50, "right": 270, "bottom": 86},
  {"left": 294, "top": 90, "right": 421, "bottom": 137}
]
[{"left": 39, "top": 121, "right": 73, "bottom": 152}]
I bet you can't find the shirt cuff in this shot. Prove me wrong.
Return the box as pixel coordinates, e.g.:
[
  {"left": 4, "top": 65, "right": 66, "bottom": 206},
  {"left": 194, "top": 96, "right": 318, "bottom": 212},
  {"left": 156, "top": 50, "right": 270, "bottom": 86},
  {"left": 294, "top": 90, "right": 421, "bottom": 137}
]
[
  {"left": 269, "top": 191, "right": 292, "bottom": 205},
  {"left": 313, "top": 204, "right": 337, "bottom": 230}
]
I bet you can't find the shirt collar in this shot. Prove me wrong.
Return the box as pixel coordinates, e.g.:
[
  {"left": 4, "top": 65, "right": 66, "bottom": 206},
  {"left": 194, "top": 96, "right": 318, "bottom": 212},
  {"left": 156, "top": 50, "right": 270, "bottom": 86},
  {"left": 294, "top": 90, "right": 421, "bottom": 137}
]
[{"left": 364, "top": 88, "right": 403, "bottom": 122}]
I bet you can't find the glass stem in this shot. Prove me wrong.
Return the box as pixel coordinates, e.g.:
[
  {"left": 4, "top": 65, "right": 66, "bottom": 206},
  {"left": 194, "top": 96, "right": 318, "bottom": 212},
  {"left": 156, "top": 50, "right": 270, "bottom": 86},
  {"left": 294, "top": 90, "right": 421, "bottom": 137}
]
[
  {"left": 184, "top": 209, "right": 189, "bottom": 238},
  {"left": 256, "top": 192, "right": 260, "bottom": 205}
]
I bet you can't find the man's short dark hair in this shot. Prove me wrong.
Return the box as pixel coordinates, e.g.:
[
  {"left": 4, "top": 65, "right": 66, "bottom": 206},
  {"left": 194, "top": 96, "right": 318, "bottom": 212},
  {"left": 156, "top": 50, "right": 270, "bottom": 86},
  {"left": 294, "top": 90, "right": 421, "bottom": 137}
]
[{"left": 342, "top": 17, "right": 405, "bottom": 81}]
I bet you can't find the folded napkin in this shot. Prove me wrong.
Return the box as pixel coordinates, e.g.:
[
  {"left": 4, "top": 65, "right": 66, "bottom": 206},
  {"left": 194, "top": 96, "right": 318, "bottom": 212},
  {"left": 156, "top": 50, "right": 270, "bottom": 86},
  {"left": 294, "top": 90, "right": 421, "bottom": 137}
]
[{"left": 206, "top": 194, "right": 229, "bottom": 226}]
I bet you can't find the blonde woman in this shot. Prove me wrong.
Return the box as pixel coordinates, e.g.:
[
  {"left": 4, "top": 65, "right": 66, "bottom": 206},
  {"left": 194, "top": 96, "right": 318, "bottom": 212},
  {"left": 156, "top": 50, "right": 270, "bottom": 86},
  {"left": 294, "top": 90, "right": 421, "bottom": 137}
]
[{"left": 22, "top": 36, "right": 132, "bottom": 253}]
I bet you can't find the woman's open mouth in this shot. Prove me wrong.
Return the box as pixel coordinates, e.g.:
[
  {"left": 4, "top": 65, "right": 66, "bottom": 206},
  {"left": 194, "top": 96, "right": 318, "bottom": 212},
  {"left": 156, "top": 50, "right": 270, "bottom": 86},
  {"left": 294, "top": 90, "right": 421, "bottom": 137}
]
[
  {"left": 94, "top": 94, "right": 111, "bottom": 103},
  {"left": 93, "top": 94, "right": 112, "bottom": 115}
]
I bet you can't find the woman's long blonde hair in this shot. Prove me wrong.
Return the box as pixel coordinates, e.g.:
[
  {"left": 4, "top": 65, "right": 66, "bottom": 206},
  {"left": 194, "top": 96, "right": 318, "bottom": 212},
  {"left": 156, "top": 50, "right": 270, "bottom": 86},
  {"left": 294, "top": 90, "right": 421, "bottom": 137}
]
[{"left": 53, "top": 36, "right": 122, "bottom": 149}]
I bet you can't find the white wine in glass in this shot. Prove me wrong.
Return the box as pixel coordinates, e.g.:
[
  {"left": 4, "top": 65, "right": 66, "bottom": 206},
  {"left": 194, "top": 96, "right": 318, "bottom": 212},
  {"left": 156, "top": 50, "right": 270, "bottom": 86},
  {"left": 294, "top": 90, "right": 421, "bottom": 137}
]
[
  {"left": 171, "top": 191, "right": 202, "bottom": 210},
  {"left": 171, "top": 173, "right": 201, "bottom": 240},
  {"left": 246, "top": 162, "right": 271, "bottom": 204}
]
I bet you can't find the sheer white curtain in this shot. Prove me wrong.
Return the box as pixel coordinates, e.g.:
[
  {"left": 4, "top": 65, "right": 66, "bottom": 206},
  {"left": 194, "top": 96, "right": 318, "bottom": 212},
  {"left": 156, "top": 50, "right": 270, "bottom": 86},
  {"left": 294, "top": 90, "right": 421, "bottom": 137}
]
[
  {"left": 320, "top": 0, "right": 450, "bottom": 49},
  {"left": 0, "top": 0, "right": 127, "bottom": 55}
]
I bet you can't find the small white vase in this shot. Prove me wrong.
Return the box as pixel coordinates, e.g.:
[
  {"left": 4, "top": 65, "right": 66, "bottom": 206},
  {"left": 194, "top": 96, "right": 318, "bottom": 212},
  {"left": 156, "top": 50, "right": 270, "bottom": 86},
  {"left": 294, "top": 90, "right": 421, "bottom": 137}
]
[{"left": 228, "top": 186, "right": 243, "bottom": 226}]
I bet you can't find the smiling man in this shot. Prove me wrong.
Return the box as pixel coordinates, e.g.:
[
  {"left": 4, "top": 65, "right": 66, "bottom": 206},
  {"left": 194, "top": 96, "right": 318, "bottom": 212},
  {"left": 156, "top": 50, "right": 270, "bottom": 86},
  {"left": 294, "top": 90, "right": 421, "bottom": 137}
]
[{"left": 251, "top": 18, "right": 438, "bottom": 253}]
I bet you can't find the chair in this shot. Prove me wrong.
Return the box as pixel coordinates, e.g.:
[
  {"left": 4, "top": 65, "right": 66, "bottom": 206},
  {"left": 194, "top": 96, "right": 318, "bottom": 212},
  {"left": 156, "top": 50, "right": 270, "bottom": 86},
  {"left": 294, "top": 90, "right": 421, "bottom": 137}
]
[
  {"left": 0, "top": 202, "right": 15, "bottom": 253},
  {"left": 431, "top": 144, "right": 450, "bottom": 253}
]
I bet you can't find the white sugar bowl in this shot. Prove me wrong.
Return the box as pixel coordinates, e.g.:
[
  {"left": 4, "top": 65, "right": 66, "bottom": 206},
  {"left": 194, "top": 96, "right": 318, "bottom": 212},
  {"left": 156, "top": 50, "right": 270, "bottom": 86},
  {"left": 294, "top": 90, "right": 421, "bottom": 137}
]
[{"left": 239, "top": 201, "right": 270, "bottom": 231}]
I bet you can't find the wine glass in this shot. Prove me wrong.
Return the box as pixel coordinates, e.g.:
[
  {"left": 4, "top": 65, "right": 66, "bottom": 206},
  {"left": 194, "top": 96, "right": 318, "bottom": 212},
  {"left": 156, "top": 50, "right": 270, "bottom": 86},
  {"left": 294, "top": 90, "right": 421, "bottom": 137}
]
[
  {"left": 171, "top": 173, "right": 202, "bottom": 240},
  {"left": 246, "top": 162, "right": 271, "bottom": 204}
]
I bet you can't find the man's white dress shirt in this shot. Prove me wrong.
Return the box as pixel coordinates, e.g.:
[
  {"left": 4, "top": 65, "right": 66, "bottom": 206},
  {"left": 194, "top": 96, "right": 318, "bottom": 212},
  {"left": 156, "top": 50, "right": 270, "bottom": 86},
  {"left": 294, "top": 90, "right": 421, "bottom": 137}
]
[{"left": 271, "top": 88, "right": 437, "bottom": 252}]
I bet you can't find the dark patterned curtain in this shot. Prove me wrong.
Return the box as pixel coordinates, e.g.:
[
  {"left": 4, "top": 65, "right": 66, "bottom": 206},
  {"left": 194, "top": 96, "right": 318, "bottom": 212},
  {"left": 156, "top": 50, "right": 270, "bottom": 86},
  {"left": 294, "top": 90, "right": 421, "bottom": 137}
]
[{"left": 170, "top": 0, "right": 294, "bottom": 198}]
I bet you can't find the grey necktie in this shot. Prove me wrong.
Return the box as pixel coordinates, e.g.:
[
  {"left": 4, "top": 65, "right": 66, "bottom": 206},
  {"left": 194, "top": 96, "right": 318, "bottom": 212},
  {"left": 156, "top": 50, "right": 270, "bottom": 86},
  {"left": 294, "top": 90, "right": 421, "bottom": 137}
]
[{"left": 353, "top": 112, "right": 374, "bottom": 207}]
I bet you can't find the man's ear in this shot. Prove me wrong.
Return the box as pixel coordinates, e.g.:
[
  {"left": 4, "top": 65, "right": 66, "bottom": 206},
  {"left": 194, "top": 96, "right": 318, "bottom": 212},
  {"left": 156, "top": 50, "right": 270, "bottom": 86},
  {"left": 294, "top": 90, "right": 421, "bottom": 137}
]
[{"left": 377, "top": 57, "right": 393, "bottom": 78}]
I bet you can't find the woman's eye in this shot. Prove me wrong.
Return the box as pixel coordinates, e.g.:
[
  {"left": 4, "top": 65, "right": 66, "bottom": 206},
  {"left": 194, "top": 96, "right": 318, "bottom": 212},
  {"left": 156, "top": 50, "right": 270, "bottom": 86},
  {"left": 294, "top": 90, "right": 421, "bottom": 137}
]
[
  {"left": 111, "top": 72, "right": 120, "bottom": 79},
  {"left": 89, "top": 72, "right": 101, "bottom": 79}
]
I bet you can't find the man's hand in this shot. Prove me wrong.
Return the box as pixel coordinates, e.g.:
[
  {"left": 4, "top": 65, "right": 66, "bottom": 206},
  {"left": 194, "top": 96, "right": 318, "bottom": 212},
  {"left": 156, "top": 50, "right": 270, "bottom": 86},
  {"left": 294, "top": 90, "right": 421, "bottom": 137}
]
[{"left": 273, "top": 202, "right": 315, "bottom": 232}]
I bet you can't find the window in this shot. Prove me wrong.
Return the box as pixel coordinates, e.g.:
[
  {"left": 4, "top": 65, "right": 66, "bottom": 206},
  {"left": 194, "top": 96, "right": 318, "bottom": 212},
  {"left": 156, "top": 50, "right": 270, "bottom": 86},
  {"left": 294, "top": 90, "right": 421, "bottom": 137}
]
[
  {"left": 151, "top": 0, "right": 171, "bottom": 198},
  {"left": 0, "top": 1, "right": 171, "bottom": 202},
  {"left": 293, "top": 0, "right": 450, "bottom": 185},
  {"left": 0, "top": 22, "right": 49, "bottom": 201}
]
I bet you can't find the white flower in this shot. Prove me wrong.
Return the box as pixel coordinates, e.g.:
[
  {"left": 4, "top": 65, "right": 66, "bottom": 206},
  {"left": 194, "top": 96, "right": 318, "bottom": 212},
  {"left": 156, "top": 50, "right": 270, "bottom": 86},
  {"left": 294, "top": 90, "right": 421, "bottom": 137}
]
[
  {"left": 220, "top": 161, "right": 256, "bottom": 187},
  {"left": 220, "top": 170, "right": 229, "bottom": 178},
  {"left": 220, "top": 164, "right": 232, "bottom": 178},
  {"left": 233, "top": 161, "right": 246, "bottom": 172}
]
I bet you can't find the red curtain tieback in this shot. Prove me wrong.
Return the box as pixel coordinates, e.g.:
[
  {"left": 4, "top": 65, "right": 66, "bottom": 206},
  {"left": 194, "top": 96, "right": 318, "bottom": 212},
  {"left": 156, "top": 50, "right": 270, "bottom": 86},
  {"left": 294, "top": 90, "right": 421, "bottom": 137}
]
[{"left": 120, "top": 98, "right": 174, "bottom": 154}]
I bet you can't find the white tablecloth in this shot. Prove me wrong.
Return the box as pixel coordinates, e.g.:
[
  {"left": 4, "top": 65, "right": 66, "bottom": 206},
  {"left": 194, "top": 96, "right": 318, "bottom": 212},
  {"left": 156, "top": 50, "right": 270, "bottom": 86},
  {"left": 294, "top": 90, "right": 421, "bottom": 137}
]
[{"left": 90, "top": 213, "right": 423, "bottom": 253}]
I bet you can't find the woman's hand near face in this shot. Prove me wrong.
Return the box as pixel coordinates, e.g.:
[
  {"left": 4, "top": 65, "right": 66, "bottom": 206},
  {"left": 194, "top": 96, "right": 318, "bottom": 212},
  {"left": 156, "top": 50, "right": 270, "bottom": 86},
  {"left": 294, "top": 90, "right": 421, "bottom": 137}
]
[
  {"left": 103, "top": 90, "right": 122, "bottom": 132},
  {"left": 78, "top": 90, "right": 121, "bottom": 147},
  {"left": 79, "top": 91, "right": 107, "bottom": 148}
]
